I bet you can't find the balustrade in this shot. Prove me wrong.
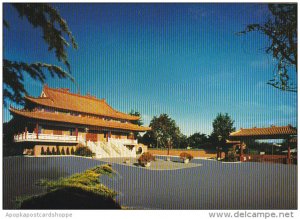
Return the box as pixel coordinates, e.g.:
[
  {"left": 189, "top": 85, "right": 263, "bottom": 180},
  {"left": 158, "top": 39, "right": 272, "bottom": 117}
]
[{"left": 14, "top": 132, "right": 78, "bottom": 142}]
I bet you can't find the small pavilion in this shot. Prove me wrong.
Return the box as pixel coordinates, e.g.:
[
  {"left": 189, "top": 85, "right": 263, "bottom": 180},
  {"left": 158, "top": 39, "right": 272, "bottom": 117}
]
[{"left": 228, "top": 125, "right": 297, "bottom": 164}]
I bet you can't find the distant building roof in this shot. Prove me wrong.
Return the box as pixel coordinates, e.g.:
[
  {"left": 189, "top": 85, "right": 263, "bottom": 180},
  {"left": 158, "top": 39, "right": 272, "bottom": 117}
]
[
  {"left": 229, "top": 125, "right": 297, "bottom": 139},
  {"left": 25, "top": 85, "right": 140, "bottom": 121},
  {"left": 10, "top": 107, "right": 150, "bottom": 132}
]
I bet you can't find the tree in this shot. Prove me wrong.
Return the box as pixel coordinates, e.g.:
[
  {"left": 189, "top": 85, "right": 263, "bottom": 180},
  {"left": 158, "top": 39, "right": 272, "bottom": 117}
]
[
  {"left": 61, "top": 148, "right": 65, "bottom": 155},
  {"left": 238, "top": 4, "right": 297, "bottom": 92},
  {"left": 128, "top": 110, "right": 144, "bottom": 141},
  {"left": 56, "top": 146, "right": 61, "bottom": 155},
  {"left": 211, "top": 113, "right": 235, "bottom": 143},
  {"left": 129, "top": 110, "right": 143, "bottom": 126},
  {"left": 51, "top": 147, "right": 56, "bottom": 155},
  {"left": 143, "top": 114, "right": 183, "bottom": 148},
  {"left": 66, "top": 147, "right": 70, "bottom": 155},
  {"left": 187, "top": 132, "right": 209, "bottom": 148},
  {"left": 178, "top": 134, "right": 188, "bottom": 149},
  {"left": 46, "top": 147, "right": 51, "bottom": 155},
  {"left": 128, "top": 110, "right": 144, "bottom": 140},
  {"left": 41, "top": 147, "right": 45, "bottom": 155},
  {"left": 3, "top": 3, "right": 78, "bottom": 106},
  {"left": 140, "top": 132, "right": 153, "bottom": 147}
]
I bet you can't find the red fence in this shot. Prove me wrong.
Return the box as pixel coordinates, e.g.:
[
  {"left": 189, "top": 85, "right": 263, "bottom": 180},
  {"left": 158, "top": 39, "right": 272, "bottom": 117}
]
[
  {"left": 242, "top": 154, "right": 288, "bottom": 164},
  {"left": 148, "top": 149, "right": 218, "bottom": 158}
]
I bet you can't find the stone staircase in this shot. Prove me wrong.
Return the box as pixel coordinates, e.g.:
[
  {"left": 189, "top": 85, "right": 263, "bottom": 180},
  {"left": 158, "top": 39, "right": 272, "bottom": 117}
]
[{"left": 83, "top": 138, "right": 136, "bottom": 158}]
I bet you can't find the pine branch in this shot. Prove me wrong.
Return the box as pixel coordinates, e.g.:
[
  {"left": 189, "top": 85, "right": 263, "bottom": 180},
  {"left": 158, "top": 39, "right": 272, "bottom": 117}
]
[
  {"left": 11, "top": 3, "right": 78, "bottom": 72},
  {"left": 3, "top": 59, "right": 74, "bottom": 106}
]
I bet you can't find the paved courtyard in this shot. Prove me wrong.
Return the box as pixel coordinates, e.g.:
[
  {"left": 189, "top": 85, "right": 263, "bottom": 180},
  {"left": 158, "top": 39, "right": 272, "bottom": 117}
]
[{"left": 3, "top": 156, "right": 297, "bottom": 209}]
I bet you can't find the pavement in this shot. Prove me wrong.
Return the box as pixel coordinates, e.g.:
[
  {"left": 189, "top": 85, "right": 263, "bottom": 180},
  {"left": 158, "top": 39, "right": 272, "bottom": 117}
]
[{"left": 3, "top": 156, "right": 297, "bottom": 209}]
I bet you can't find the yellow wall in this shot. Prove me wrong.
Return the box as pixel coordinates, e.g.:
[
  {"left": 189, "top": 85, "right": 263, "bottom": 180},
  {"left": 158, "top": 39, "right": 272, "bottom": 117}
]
[
  {"left": 111, "top": 134, "right": 128, "bottom": 139},
  {"left": 97, "top": 134, "right": 105, "bottom": 141},
  {"left": 42, "top": 129, "right": 53, "bottom": 134},
  {"left": 62, "top": 130, "right": 70, "bottom": 135}
]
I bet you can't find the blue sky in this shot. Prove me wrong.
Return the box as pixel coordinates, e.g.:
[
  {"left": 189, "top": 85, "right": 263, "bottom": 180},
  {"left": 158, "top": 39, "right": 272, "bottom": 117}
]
[{"left": 3, "top": 3, "right": 297, "bottom": 136}]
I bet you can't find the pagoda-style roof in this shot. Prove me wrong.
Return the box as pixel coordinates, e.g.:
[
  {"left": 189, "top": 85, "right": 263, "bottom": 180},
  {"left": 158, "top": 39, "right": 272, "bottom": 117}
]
[
  {"left": 229, "top": 125, "right": 297, "bottom": 139},
  {"left": 9, "top": 107, "right": 151, "bottom": 132},
  {"left": 25, "top": 85, "right": 140, "bottom": 121}
]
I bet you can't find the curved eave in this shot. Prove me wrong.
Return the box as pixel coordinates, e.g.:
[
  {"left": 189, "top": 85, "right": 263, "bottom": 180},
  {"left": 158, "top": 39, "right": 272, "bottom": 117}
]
[
  {"left": 24, "top": 95, "right": 140, "bottom": 121},
  {"left": 230, "top": 134, "right": 296, "bottom": 139},
  {"left": 9, "top": 107, "right": 151, "bottom": 132}
]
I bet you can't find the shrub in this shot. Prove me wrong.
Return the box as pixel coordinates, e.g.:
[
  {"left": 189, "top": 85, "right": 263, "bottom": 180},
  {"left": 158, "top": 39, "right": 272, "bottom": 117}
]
[
  {"left": 56, "top": 146, "right": 61, "bottom": 155},
  {"left": 179, "top": 152, "right": 193, "bottom": 161},
  {"left": 75, "top": 146, "right": 94, "bottom": 157},
  {"left": 51, "top": 147, "right": 56, "bottom": 155},
  {"left": 138, "top": 152, "right": 155, "bottom": 165},
  {"left": 46, "top": 147, "right": 52, "bottom": 155},
  {"left": 41, "top": 147, "right": 45, "bottom": 155},
  {"left": 20, "top": 165, "right": 120, "bottom": 209},
  {"left": 227, "top": 147, "right": 238, "bottom": 162},
  {"left": 19, "top": 187, "right": 121, "bottom": 209}
]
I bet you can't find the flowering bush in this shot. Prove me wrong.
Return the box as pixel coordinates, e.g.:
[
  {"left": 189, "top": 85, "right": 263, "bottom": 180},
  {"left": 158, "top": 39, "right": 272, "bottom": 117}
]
[
  {"left": 75, "top": 146, "right": 95, "bottom": 157},
  {"left": 138, "top": 152, "right": 155, "bottom": 165},
  {"left": 179, "top": 152, "right": 193, "bottom": 161}
]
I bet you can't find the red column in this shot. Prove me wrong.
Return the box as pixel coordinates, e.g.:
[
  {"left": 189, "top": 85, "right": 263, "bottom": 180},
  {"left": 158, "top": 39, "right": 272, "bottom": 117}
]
[
  {"left": 36, "top": 123, "right": 39, "bottom": 139},
  {"left": 287, "top": 145, "right": 291, "bottom": 164},
  {"left": 75, "top": 128, "right": 78, "bottom": 141},
  {"left": 25, "top": 127, "right": 27, "bottom": 139}
]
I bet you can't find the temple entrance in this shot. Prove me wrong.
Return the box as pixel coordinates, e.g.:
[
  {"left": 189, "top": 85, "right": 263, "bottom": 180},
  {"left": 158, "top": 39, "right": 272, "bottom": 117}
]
[{"left": 86, "top": 133, "right": 97, "bottom": 142}]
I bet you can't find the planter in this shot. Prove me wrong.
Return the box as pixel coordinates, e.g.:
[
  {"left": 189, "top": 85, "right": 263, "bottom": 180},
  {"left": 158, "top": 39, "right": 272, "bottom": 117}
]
[
  {"left": 183, "top": 159, "right": 189, "bottom": 164},
  {"left": 144, "top": 162, "right": 151, "bottom": 167}
]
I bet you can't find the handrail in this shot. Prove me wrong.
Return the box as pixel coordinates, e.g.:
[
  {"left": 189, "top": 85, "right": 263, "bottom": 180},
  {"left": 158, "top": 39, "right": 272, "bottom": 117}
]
[
  {"left": 14, "top": 132, "right": 78, "bottom": 142},
  {"left": 108, "top": 138, "right": 138, "bottom": 145},
  {"left": 110, "top": 142, "right": 121, "bottom": 155},
  {"left": 99, "top": 142, "right": 111, "bottom": 155}
]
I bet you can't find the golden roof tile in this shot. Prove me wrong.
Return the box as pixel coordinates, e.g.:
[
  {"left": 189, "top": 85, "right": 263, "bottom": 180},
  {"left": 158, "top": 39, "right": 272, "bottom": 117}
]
[
  {"left": 10, "top": 107, "right": 151, "bottom": 132},
  {"left": 25, "top": 85, "right": 140, "bottom": 121},
  {"left": 230, "top": 125, "right": 297, "bottom": 138}
]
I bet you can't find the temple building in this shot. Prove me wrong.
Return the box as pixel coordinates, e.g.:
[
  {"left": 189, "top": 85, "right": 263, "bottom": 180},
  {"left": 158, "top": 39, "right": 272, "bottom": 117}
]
[
  {"left": 10, "top": 85, "right": 150, "bottom": 157},
  {"left": 227, "top": 125, "right": 297, "bottom": 164}
]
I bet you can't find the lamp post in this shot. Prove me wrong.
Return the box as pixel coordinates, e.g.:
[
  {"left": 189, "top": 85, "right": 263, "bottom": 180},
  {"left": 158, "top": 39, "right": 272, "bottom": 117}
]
[
  {"left": 166, "top": 137, "right": 171, "bottom": 161},
  {"left": 217, "top": 135, "right": 222, "bottom": 160}
]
